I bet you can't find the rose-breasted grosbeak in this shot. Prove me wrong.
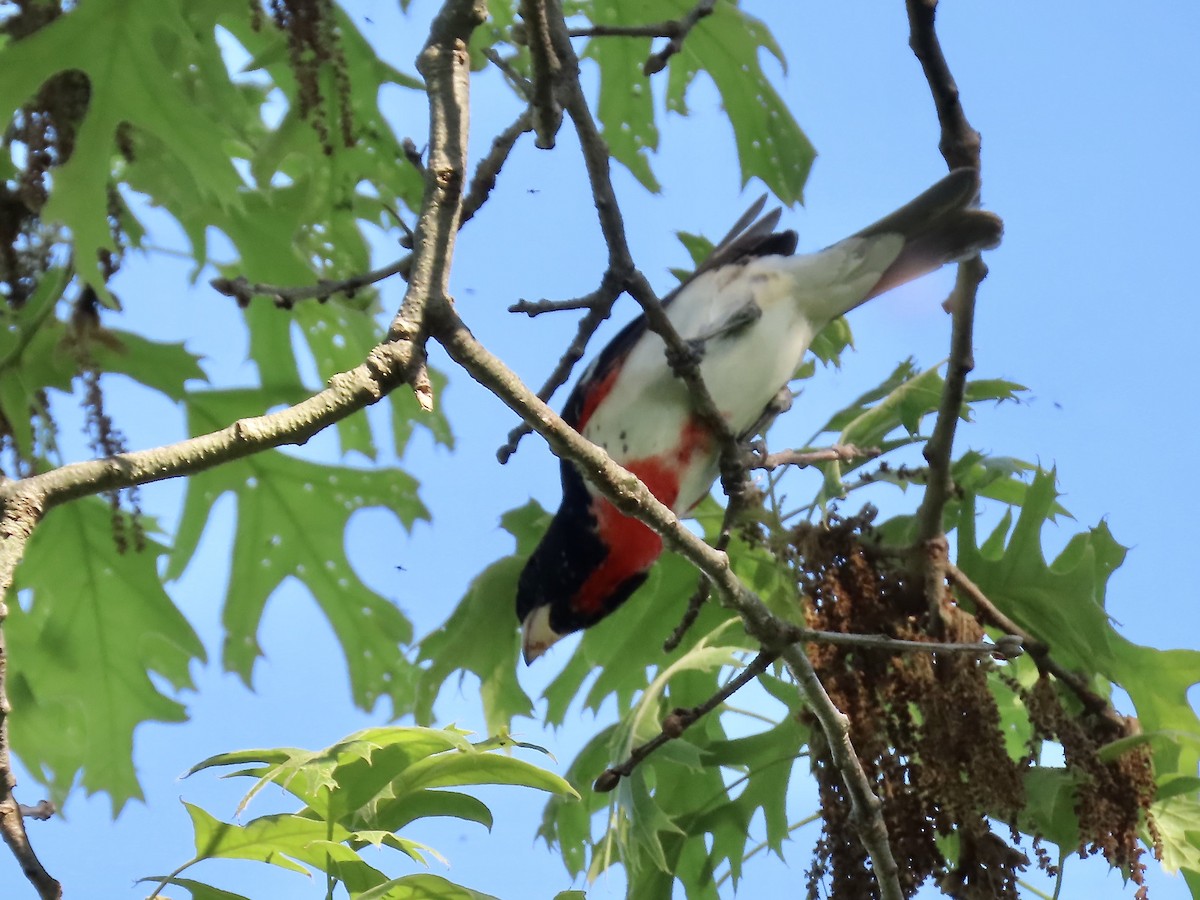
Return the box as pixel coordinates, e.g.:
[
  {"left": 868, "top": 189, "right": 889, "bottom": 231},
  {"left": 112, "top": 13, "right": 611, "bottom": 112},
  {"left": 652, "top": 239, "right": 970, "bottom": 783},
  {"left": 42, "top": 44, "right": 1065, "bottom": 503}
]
[{"left": 517, "top": 169, "right": 1002, "bottom": 663}]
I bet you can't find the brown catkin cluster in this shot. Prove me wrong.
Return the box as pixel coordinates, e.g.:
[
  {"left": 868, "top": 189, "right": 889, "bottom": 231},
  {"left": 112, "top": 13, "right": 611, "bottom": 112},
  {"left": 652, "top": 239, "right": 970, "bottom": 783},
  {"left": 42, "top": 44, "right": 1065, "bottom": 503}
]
[
  {"left": 0, "top": 5, "right": 141, "bottom": 539},
  {"left": 786, "top": 516, "right": 1021, "bottom": 897},
  {"left": 70, "top": 290, "right": 145, "bottom": 552},
  {"left": 1020, "top": 674, "right": 1159, "bottom": 894},
  {"left": 1, "top": 4, "right": 74, "bottom": 473},
  {"left": 790, "top": 514, "right": 1159, "bottom": 898},
  {"left": 258, "top": 0, "right": 354, "bottom": 153},
  {"left": 1, "top": 2, "right": 85, "bottom": 308}
]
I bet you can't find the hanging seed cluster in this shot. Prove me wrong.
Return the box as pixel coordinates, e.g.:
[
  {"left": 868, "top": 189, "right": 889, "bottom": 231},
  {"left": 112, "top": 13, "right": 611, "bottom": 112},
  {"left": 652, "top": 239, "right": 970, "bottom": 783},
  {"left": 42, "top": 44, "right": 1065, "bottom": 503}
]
[
  {"left": 787, "top": 513, "right": 1158, "bottom": 899},
  {"left": 1, "top": 2, "right": 141, "bottom": 549},
  {"left": 69, "top": 289, "right": 145, "bottom": 552},
  {"left": 256, "top": 0, "right": 354, "bottom": 153}
]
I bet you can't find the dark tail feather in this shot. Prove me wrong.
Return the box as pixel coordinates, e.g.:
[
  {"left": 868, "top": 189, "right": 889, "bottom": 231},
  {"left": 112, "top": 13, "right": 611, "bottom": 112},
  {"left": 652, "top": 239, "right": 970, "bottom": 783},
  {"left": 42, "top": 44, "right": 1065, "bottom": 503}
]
[{"left": 855, "top": 168, "right": 1003, "bottom": 300}]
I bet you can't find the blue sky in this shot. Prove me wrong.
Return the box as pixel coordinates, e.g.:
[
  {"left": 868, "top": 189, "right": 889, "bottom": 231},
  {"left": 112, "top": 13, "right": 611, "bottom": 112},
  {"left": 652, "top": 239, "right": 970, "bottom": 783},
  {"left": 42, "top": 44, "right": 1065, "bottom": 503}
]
[{"left": 3, "top": 1, "right": 1198, "bottom": 898}]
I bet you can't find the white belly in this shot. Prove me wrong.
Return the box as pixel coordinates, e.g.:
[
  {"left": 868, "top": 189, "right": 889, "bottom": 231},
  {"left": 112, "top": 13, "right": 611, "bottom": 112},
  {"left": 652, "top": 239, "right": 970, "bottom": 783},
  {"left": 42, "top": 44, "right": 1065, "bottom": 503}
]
[
  {"left": 580, "top": 238, "right": 902, "bottom": 511},
  {"left": 581, "top": 267, "right": 813, "bottom": 512}
]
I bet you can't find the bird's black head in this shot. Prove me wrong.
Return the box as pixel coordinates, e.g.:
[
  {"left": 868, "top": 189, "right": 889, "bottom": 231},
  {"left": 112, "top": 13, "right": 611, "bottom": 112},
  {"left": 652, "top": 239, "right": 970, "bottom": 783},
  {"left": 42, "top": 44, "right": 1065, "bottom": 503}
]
[{"left": 516, "top": 497, "right": 647, "bottom": 663}]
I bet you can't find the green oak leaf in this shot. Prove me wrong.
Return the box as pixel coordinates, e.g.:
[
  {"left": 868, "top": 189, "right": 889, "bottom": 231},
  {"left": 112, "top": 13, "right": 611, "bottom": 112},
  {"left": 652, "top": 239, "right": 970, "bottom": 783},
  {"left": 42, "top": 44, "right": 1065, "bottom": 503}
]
[
  {"left": 579, "top": 0, "right": 812, "bottom": 202},
  {"left": 157, "top": 726, "right": 574, "bottom": 899},
  {"left": 292, "top": 300, "right": 455, "bottom": 459},
  {"left": 1153, "top": 793, "right": 1200, "bottom": 876},
  {"left": 8, "top": 500, "right": 205, "bottom": 809},
  {"left": 176, "top": 803, "right": 336, "bottom": 873},
  {"left": 352, "top": 874, "right": 501, "bottom": 900},
  {"left": 136, "top": 877, "right": 252, "bottom": 900},
  {"left": 583, "top": 5, "right": 660, "bottom": 191},
  {"left": 415, "top": 502, "right": 546, "bottom": 733},
  {"left": 85, "top": 329, "right": 208, "bottom": 400},
  {"left": 665, "top": 0, "right": 814, "bottom": 204},
  {"left": 0, "top": 0, "right": 244, "bottom": 297},
  {"left": 958, "top": 470, "right": 1200, "bottom": 780},
  {"left": 191, "top": 727, "right": 474, "bottom": 821},
  {"left": 167, "top": 389, "right": 427, "bottom": 712}
]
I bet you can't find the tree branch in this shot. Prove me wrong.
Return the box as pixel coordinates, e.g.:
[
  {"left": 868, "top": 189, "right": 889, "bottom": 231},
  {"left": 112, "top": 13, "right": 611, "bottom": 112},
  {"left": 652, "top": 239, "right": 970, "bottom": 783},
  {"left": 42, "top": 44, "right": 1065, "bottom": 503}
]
[
  {"left": 483, "top": 47, "right": 533, "bottom": 99},
  {"left": 906, "top": 0, "right": 982, "bottom": 170},
  {"left": 0, "top": 504, "right": 60, "bottom": 900},
  {"left": 594, "top": 650, "right": 778, "bottom": 792},
  {"left": 496, "top": 275, "right": 623, "bottom": 463},
  {"left": 782, "top": 641, "right": 902, "bottom": 898},
  {"left": 17, "top": 801, "right": 54, "bottom": 821},
  {"left": 210, "top": 258, "right": 411, "bottom": 309},
  {"left": 568, "top": 0, "right": 717, "bottom": 76},
  {"left": 640, "top": 0, "right": 716, "bottom": 76},
  {"left": 567, "top": 22, "right": 679, "bottom": 39},
  {"left": 507, "top": 292, "right": 606, "bottom": 317},
  {"left": 904, "top": 0, "right": 990, "bottom": 632},
  {"left": 0, "top": 342, "right": 422, "bottom": 514},
  {"left": 753, "top": 443, "right": 881, "bottom": 472},
  {"left": 460, "top": 107, "right": 534, "bottom": 227},
  {"left": 396, "top": 0, "right": 488, "bottom": 340},
  {"left": 519, "top": 0, "right": 562, "bottom": 148}
]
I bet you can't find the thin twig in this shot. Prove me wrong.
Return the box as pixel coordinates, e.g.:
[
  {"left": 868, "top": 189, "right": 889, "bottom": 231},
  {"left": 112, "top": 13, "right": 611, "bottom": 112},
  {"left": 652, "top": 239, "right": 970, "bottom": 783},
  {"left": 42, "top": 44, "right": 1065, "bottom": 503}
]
[
  {"left": 507, "top": 293, "right": 605, "bottom": 316},
  {"left": 571, "top": 0, "right": 720, "bottom": 78},
  {"left": 483, "top": 48, "right": 533, "bottom": 99},
  {"left": 546, "top": 5, "right": 748, "bottom": 498},
  {"left": 17, "top": 801, "right": 54, "bottom": 821},
  {"left": 641, "top": 0, "right": 716, "bottom": 75},
  {"left": 753, "top": 444, "right": 881, "bottom": 472},
  {"left": 783, "top": 623, "right": 1022, "bottom": 660},
  {"left": 519, "top": 0, "right": 562, "bottom": 148},
  {"left": 460, "top": 108, "right": 534, "bottom": 227},
  {"left": 946, "top": 563, "right": 1129, "bottom": 733},
  {"left": 594, "top": 651, "right": 778, "bottom": 792},
  {"left": 663, "top": 581, "right": 714, "bottom": 654},
  {"left": 661, "top": 498, "right": 738, "bottom": 653},
  {"left": 567, "top": 22, "right": 679, "bottom": 39},
  {"left": 913, "top": 258, "right": 985, "bottom": 630},
  {"left": 904, "top": 0, "right": 989, "bottom": 633},
  {"left": 906, "top": 0, "right": 982, "bottom": 170},
  {"left": 663, "top": 478, "right": 766, "bottom": 653},
  {"left": 211, "top": 258, "right": 411, "bottom": 309},
  {"left": 496, "top": 277, "right": 622, "bottom": 462}
]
